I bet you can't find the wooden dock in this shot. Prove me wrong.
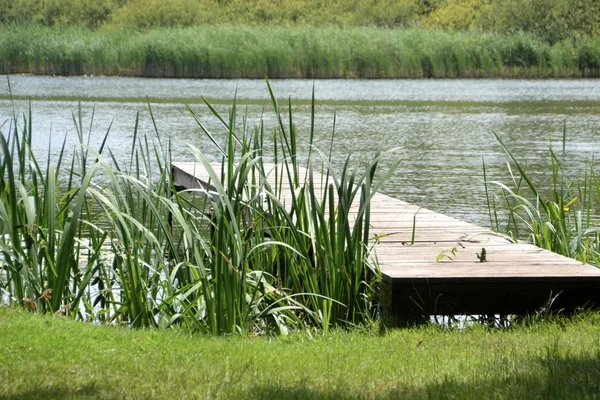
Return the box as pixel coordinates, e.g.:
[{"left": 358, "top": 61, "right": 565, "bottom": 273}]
[{"left": 172, "top": 162, "right": 600, "bottom": 317}]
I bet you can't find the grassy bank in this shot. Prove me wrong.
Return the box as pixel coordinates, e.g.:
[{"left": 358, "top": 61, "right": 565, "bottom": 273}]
[
  {"left": 1, "top": 25, "right": 599, "bottom": 79},
  {"left": 2, "top": 307, "right": 600, "bottom": 399}
]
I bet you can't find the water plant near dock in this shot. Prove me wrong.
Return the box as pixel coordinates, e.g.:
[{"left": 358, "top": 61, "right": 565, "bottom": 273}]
[
  {"left": 486, "top": 129, "right": 600, "bottom": 267},
  {"left": 0, "top": 82, "right": 398, "bottom": 334}
]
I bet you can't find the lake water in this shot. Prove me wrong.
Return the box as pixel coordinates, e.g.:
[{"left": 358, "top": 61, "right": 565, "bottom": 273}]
[{"left": 2, "top": 75, "right": 600, "bottom": 226}]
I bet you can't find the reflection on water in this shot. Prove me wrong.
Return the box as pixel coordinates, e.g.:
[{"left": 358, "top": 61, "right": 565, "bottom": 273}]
[{"left": 1, "top": 75, "right": 600, "bottom": 226}]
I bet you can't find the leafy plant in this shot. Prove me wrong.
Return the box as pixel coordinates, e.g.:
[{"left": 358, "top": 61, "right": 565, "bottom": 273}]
[{"left": 436, "top": 247, "right": 458, "bottom": 262}]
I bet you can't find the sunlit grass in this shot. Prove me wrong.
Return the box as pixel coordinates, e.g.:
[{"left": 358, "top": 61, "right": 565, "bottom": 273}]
[{"left": 2, "top": 307, "right": 600, "bottom": 399}]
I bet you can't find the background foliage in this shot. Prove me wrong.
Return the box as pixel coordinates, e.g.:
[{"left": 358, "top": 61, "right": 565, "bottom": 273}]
[
  {"left": 2, "top": 24, "right": 599, "bottom": 78},
  {"left": 1, "top": 0, "right": 599, "bottom": 44}
]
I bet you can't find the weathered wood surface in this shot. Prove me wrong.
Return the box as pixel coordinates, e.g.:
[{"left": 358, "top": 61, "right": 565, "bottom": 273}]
[{"left": 172, "top": 162, "right": 600, "bottom": 316}]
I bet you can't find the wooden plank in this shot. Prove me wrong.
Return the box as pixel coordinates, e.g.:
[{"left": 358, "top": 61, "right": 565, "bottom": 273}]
[
  {"left": 368, "top": 232, "right": 502, "bottom": 244},
  {"left": 374, "top": 243, "right": 575, "bottom": 259},
  {"left": 377, "top": 255, "right": 585, "bottom": 266}
]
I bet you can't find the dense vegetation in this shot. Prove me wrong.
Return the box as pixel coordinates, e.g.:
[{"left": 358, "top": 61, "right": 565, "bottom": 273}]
[
  {"left": 0, "top": 84, "right": 399, "bottom": 334},
  {"left": 1, "top": 0, "right": 599, "bottom": 78},
  {"left": 2, "top": 0, "right": 599, "bottom": 45},
  {"left": 3, "top": 307, "right": 600, "bottom": 399},
  {"left": 1, "top": 25, "right": 599, "bottom": 78}
]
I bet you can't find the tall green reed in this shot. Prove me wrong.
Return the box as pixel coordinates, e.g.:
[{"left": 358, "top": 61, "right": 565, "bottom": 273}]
[
  {"left": 0, "top": 98, "right": 101, "bottom": 315},
  {"left": 183, "top": 81, "right": 400, "bottom": 332},
  {"left": 486, "top": 128, "right": 600, "bottom": 266},
  {"left": 1, "top": 25, "right": 599, "bottom": 79},
  {"left": 0, "top": 81, "right": 397, "bottom": 334}
]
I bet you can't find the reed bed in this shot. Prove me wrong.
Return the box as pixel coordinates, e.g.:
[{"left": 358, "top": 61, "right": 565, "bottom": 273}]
[
  {"left": 0, "top": 81, "right": 399, "bottom": 334},
  {"left": 486, "top": 129, "right": 600, "bottom": 267},
  {"left": 1, "top": 25, "right": 599, "bottom": 79}
]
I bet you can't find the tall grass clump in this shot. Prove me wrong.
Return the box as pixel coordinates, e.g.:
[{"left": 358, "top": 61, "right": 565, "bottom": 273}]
[
  {"left": 1, "top": 24, "right": 599, "bottom": 78},
  {"left": 0, "top": 80, "right": 398, "bottom": 334},
  {"left": 486, "top": 128, "right": 600, "bottom": 267}
]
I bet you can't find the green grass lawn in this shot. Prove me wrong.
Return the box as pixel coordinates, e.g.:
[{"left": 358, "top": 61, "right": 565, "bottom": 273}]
[{"left": 1, "top": 307, "right": 600, "bottom": 399}]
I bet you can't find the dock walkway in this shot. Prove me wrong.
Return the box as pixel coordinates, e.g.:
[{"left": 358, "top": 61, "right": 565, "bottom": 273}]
[{"left": 172, "top": 162, "right": 600, "bottom": 317}]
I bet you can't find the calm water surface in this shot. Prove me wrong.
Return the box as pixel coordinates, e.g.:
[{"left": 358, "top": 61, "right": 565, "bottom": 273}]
[{"left": 2, "top": 75, "right": 600, "bottom": 226}]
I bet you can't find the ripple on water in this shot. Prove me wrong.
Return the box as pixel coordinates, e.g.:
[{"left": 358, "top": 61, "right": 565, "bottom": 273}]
[{"left": 2, "top": 76, "right": 600, "bottom": 226}]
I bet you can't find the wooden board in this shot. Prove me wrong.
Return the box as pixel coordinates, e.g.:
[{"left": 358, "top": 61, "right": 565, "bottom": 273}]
[{"left": 172, "top": 162, "right": 600, "bottom": 316}]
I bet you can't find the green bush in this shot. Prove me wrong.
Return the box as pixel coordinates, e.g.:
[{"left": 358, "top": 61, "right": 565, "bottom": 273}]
[
  {"left": 107, "top": 0, "right": 421, "bottom": 28},
  {"left": 1, "top": 0, "right": 599, "bottom": 45},
  {"left": 476, "top": 0, "right": 600, "bottom": 44},
  {"left": 109, "top": 0, "right": 216, "bottom": 28},
  {"left": 0, "top": 0, "right": 118, "bottom": 28},
  {"left": 422, "top": 0, "right": 486, "bottom": 31}
]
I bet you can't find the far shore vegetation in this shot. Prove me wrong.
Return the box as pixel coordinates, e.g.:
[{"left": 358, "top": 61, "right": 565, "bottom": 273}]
[{"left": 1, "top": 0, "right": 600, "bottom": 78}]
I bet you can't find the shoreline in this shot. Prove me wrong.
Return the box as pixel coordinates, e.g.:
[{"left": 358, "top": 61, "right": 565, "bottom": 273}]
[{"left": 4, "top": 72, "right": 600, "bottom": 80}]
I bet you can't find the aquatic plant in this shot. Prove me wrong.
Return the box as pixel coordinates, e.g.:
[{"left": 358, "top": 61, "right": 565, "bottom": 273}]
[
  {"left": 486, "top": 128, "right": 600, "bottom": 267},
  {"left": 0, "top": 80, "right": 398, "bottom": 334}
]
